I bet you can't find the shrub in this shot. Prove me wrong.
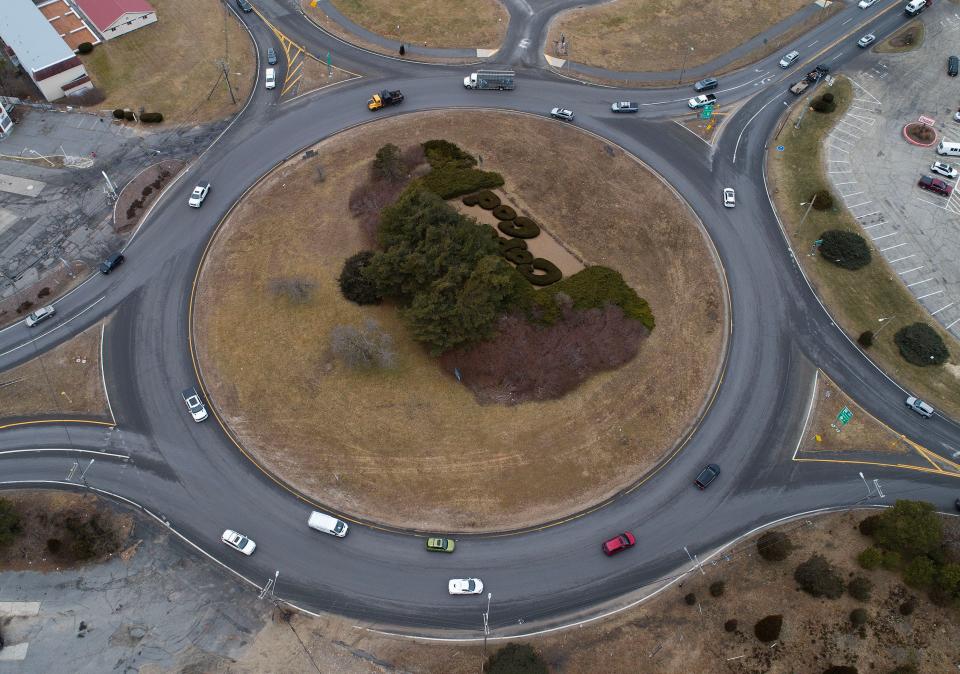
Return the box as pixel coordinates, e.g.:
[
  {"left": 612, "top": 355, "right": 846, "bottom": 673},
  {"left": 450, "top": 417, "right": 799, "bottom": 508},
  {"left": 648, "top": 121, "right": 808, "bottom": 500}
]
[
  {"left": 126, "top": 207, "right": 137, "bottom": 220},
  {"left": 893, "top": 323, "right": 949, "bottom": 366},
  {"left": 123, "top": 110, "right": 135, "bottom": 121},
  {"left": 269, "top": 278, "right": 314, "bottom": 304},
  {"left": 724, "top": 619, "right": 738, "bottom": 632},
  {"left": 398, "top": 43, "right": 405, "bottom": 56},
  {"left": 889, "top": 665, "right": 917, "bottom": 674},
  {"left": 419, "top": 165, "right": 504, "bottom": 199},
  {"left": 818, "top": 230, "right": 871, "bottom": 270},
  {"left": 857, "top": 547, "right": 882, "bottom": 570},
  {"left": 485, "top": 643, "right": 548, "bottom": 674},
  {"left": 874, "top": 500, "right": 943, "bottom": 557},
  {"left": 933, "top": 562, "right": 960, "bottom": 603},
  {"left": 859, "top": 514, "right": 881, "bottom": 537},
  {"left": 422, "top": 139, "right": 476, "bottom": 168},
  {"left": 529, "top": 266, "right": 654, "bottom": 330},
  {"left": 77, "top": 42, "right": 93, "bottom": 54},
  {"left": 46, "top": 538, "right": 62, "bottom": 554},
  {"left": 849, "top": 608, "right": 868, "bottom": 626},
  {"left": 848, "top": 575, "right": 873, "bottom": 602},
  {"left": 810, "top": 189, "right": 834, "bottom": 210},
  {"left": 822, "top": 92, "right": 835, "bottom": 103},
  {"left": 709, "top": 581, "right": 725, "bottom": 597},
  {"left": 140, "top": 112, "right": 163, "bottom": 123},
  {"left": 372, "top": 143, "right": 405, "bottom": 182},
  {"left": 794, "top": 554, "right": 845, "bottom": 598},
  {"left": 757, "top": 530, "right": 793, "bottom": 561},
  {"left": 857, "top": 330, "right": 874, "bottom": 348},
  {"left": 37, "top": 287, "right": 51, "bottom": 298},
  {"left": 0, "top": 498, "right": 21, "bottom": 547},
  {"left": 881, "top": 550, "right": 902, "bottom": 571},
  {"left": 899, "top": 598, "right": 916, "bottom": 615},
  {"left": 498, "top": 216, "right": 540, "bottom": 239},
  {"left": 492, "top": 204, "right": 516, "bottom": 221},
  {"left": 337, "top": 251, "right": 382, "bottom": 305},
  {"left": 476, "top": 190, "right": 501, "bottom": 210},
  {"left": 812, "top": 97, "right": 837, "bottom": 113},
  {"left": 903, "top": 556, "right": 936, "bottom": 588},
  {"left": 112, "top": 108, "right": 125, "bottom": 119},
  {"left": 684, "top": 592, "right": 696, "bottom": 605},
  {"left": 753, "top": 614, "right": 782, "bottom": 642},
  {"left": 15, "top": 300, "right": 33, "bottom": 314},
  {"left": 141, "top": 186, "right": 153, "bottom": 197},
  {"left": 63, "top": 513, "right": 120, "bottom": 560},
  {"left": 329, "top": 320, "right": 396, "bottom": 370}
]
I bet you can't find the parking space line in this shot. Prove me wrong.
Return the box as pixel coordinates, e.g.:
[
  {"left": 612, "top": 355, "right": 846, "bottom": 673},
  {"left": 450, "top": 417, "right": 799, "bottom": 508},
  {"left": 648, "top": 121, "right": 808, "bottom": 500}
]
[
  {"left": 833, "top": 181, "right": 857, "bottom": 186},
  {"left": 907, "top": 277, "right": 934, "bottom": 287},
  {"left": 931, "top": 302, "right": 955, "bottom": 315},
  {"left": 897, "top": 265, "right": 925, "bottom": 275},
  {"left": 881, "top": 242, "right": 908, "bottom": 251},
  {"left": 846, "top": 201, "right": 872, "bottom": 209},
  {"left": 872, "top": 232, "right": 897, "bottom": 240},
  {"left": 914, "top": 195, "right": 952, "bottom": 211},
  {"left": 862, "top": 223, "right": 884, "bottom": 229},
  {"left": 827, "top": 145, "right": 850, "bottom": 153},
  {"left": 830, "top": 128, "right": 859, "bottom": 141},
  {"left": 946, "top": 317, "right": 960, "bottom": 330},
  {"left": 889, "top": 254, "right": 916, "bottom": 263},
  {"left": 828, "top": 170, "right": 853, "bottom": 174},
  {"left": 841, "top": 191, "right": 865, "bottom": 198},
  {"left": 828, "top": 159, "right": 850, "bottom": 163},
  {"left": 917, "top": 289, "right": 945, "bottom": 300},
  {"left": 856, "top": 211, "right": 879, "bottom": 218}
]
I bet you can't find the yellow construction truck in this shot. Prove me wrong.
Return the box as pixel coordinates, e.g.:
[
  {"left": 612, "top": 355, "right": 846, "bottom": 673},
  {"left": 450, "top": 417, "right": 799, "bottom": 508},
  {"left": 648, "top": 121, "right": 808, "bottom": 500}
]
[{"left": 367, "top": 89, "right": 404, "bottom": 111}]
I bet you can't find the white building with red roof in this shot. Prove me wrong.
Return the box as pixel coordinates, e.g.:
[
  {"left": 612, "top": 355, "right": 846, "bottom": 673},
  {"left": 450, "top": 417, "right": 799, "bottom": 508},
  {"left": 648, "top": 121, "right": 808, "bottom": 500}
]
[{"left": 73, "top": 0, "right": 157, "bottom": 41}]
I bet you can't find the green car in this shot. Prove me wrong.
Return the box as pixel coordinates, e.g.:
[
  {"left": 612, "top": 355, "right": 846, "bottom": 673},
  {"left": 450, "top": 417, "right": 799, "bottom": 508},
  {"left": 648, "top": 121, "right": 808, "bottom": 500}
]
[{"left": 426, "top": 537, "right": 455, "bottom": 553}]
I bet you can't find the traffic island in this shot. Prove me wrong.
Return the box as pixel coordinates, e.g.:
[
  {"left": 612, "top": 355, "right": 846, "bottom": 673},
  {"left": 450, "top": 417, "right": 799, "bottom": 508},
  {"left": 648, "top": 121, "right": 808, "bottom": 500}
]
[
  {"left": 193, "top": 110, "right": 727, "bottom": 532},
  {"left": 902, "top": 121, "right": 937, "bottom": 147}
]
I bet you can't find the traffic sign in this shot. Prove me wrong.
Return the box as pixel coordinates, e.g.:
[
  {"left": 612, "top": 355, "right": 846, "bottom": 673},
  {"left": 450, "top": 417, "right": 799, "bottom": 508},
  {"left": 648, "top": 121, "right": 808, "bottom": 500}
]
[
  {"left": 837, "top": 407, "right": 853, "bottom": 425},
  {"left": 776, "top": 145, "right": 785, "bottom": 152},
  {"left": 700, "top": 105, "right": 714, "bottom": 119}
]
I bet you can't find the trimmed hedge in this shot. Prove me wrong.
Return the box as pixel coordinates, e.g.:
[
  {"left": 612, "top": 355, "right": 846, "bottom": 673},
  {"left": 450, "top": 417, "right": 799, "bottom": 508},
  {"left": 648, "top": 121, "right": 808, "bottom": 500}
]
[
  {"left": 498, "top": 216, "right": 540, "bottom": 239},
  {"left": 422, "top": 139, "right": 476, "bottom": 168},
  {"left": 794, "top": 554, "right": 844, "bottom": 598},
  {"left": 818, "top": 229, "right": 871, "bottom": 270},
  {"left": 140, "top": 112, "right": 164, "bottom": 123},
  {"left": 112, "top": 108, "right": 125, "bottom": 119},
  {"left": 77, "top": 42, "right": 94, "bottom": 54},
  {"left": 529, "top": 266, "right": 655, "bottom": 330},
  {"left": 893, "top": 322, "right": 949, "bottom": 366},
  {"left": 338, "top": 251, "right": 382, "bottom": 305},
  {"left": 754, "top": 615, "right": 782, "bottom": 642},
  {"left": 477, "top": 190, "right": 501, "bottom": 210},
  {"left": 492, "top": 204, "right": 516, "bottom": 220},
  {"left": 419, "top": 166, "right": 504, "bottom": 199}
]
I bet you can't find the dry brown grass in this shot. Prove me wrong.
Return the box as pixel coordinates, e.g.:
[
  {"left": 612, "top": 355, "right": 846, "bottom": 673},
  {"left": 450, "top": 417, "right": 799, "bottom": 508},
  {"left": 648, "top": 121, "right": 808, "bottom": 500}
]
[
  {"left": 548, "top": 0, "right": 813, "bottom": 73},
  {"left": 281, "top": 56, "right": 357, "bottom": 100},
  {"left": 193, "top": 111, "right": 725, "bottom": 531},
  {"left": 0, "top": 320, "right": 109, "bottom": 420},
  {"left": 80, "top": 0, "right": 255, "bottom": 124},
  {"left": 327, "top": 0, "right": 508, "bottom": 48}
]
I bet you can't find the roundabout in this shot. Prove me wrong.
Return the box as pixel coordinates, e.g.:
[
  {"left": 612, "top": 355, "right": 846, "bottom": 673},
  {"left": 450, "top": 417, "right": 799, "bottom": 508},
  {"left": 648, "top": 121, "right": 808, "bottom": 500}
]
[{"left": 1, "top": 0, "right": 960, "bottom": 650}]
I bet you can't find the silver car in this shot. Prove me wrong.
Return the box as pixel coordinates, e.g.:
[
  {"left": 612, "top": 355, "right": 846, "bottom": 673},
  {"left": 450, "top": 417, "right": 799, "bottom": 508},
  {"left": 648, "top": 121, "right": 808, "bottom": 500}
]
[
  {"left": 779, "top": 50, "right": 800, "bottom": 68},
  {"left": 550, "top": 107, "right": 574, "bottom": 121},
  {"left": 24, "top": 305, "right": 55, "bottom": 327},
  {"left": 905, "top": 396, "right": 934, "bottom": 418}
]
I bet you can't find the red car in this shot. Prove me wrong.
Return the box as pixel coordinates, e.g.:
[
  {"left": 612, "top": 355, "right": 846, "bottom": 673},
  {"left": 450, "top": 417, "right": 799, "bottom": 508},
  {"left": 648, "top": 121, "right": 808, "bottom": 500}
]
[
  {"left": 602, "top": 531, "right": 636, "bottom": 556},
  {"left": 918, "top": 175, "right": 952, "bottom": 196}
]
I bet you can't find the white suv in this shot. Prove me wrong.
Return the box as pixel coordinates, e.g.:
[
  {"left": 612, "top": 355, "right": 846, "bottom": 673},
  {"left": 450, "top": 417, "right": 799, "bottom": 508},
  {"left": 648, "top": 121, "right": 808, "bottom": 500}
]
[
  {"left": 905, "top": 396, "right": 934, "bottom": 418},
  {"left": 24, "top": 305, "right": 55, "bottom": 327},
  {"left": 779, "top": 50, "right": 800, "bottom": 68}
]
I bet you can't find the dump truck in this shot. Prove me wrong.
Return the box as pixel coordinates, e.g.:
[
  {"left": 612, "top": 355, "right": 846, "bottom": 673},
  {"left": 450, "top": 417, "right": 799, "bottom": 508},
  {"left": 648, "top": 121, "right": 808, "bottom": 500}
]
[
  {"left": 367, "top": 90, "right": 404, "bottom": 111},
  {"left": 463, "top": 70, "right": 515, "bottom": 90},
  {"left": 687, "top": 93, "right": 717, "bottom": 109},
  {"left": 789, "top": 80, "right": 809, "bottom": 95}
]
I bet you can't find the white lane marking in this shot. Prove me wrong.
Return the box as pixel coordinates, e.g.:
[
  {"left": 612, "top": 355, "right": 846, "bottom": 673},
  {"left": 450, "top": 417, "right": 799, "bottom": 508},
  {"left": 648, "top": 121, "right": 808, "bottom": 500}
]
[
  {"left": 872, "top": 232, "right": 897, "bottom": 240},
  {"left": 793, "top": 370, "right": 819, "bottom": 460},
  {"left": 671, "top": 120, "right": 713, "bottom": 147},
  {"left": 931, "top": 302, "right": 955, "bottom": 315},
  {"left": 856, "top": 210, "right": 880, "bottom": 218},
  {"left": 0, "top": 296, "right": 105, "bottom": 358},
  {"left": 888, "top": 254, "right": 916, "bottom": 263},
  {"left": 829, "top": 159, "right": 851, "bottom": 163},
  {"left": 807, "top": 40, "right": 819, "bottom": 47},
  {"left": 842, "top": 17, "right": 853, "bottom": 25},
  {"left": 0, "top": 449, "right": 129, "bottom": 458},
  {"left": 897, "top": 266, "right": 925, "bottom": 275},
  {"left": 827, "top": 145, "right": 850, "bottom": 153},
  {"left": 100, "top": 322, "right": 116, "bottom": 425},
  {"left": 880, "top": 242, "right": 908, "bottom": 251},
  {"left": 917, "top": 289, "right": 945, "bottom": 300},
  {"left": 946, "top": 317, "right": 960, "bottom": 330},
  {"left": 862, "top": 223, "right": 884, "bottom": 229},
  {"left": 833, "top": 181, "right": 857, "bottom": 185},
  {"left": 846, "top": 201, "right": 872, "bottom": 208},
  {"left": 732, "top": 92, "right": 782, "bottom": 163},
  {"left": 907, "top": 277, "right": 934, "bottom": 287}
]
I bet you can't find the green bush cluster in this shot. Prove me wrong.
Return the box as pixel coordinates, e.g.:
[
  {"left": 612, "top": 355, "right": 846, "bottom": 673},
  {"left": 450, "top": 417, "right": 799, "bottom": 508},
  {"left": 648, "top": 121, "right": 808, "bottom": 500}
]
[
  {"left": 140, "top": 112, "right": 163, "bottom": 123},
  {"left": 857, "top": 547, "right": 882, "bottom": 570},
  {"left": 77, "top": 42, "right": 94, "bottom": 54},
  {"left": 528, "top": 266, "right": 655, "bottom": 330},
  {"left": 418, "top": 140, "right": 503, "bottom": 199},
  {"left": 757, "top": 530, "right": 793, "bottom": 561},
  {"left": 753, "top": 614, "right": 782, "bottom": 642},
  {"left": 810, "top": 189, "right": 834, "bottom": 210},
  {"left": 848, "top": 575, "right": 873, "bottom": 602},
  {"left": 422, "top": 139, "right": 476, "bottom": 168},
  {"left": 818, "top": 229, "right": 871, "bottom": 270},
  {"left": 373, "top": 143, "right": 405, "bottom": 182},
  {"left": 794, "top": 554, "right": 845, "bottom": 598},
  {"left": 0, "top": 497, "right": 22, "bottom": 547},
  {"left": 62, "top": 513, "right": 119, "bottom": 561},
  {"left": 893, "top": 322, "right": 949, "bottom": 366},
  {"left": 338, "top": 251, "right": 382, "bottom": 305}
]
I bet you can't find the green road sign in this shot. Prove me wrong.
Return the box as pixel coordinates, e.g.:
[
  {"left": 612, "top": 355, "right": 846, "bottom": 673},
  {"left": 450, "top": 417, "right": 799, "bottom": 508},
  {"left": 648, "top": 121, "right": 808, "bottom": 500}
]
[
  {"left": 837, "top": 406, "right": 853, "bottom": 425},
  {"left": 700, "top": 105, "right": 714, "bottom": 119}
]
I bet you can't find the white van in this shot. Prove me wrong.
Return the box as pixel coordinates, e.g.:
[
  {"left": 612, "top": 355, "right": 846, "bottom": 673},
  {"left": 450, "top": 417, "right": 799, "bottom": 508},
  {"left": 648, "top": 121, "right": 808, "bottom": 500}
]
[
  {"left": 307, "top": 511, "right": 348, "bottom": 537},
  {"left": 937, "top": 141, "right": 960, "bottom": 156},
  {"left": 265, "top": 68, "right": 276, "bottom": 90},
  {"left": 905, "top": 0, "right": 926, "bottom": 16}
]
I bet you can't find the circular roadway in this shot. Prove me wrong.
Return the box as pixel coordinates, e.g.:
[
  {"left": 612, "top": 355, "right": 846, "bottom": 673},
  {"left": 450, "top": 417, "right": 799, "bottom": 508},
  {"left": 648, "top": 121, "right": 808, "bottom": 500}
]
[{"left": 1, "top": 0, "right": 959, "bottom": 637}]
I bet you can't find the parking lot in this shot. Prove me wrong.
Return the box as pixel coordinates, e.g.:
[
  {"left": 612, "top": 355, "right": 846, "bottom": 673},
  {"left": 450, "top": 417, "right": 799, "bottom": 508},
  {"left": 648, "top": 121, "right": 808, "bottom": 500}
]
[{"left": 826, "top": 11, "right": 960, "bottom": 338}]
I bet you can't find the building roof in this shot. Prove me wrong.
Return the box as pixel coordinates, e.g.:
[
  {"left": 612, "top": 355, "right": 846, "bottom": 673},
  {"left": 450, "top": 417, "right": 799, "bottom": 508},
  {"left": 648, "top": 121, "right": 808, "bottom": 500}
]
[
  {"left": 0, "top": 0, "right": 76, "bottom": 72},
  {"left": 74, "top": 0, "right": 155, "bottom": 32},
  {"left": 39, "top": 0, "right": 100, "bottom": 51}
]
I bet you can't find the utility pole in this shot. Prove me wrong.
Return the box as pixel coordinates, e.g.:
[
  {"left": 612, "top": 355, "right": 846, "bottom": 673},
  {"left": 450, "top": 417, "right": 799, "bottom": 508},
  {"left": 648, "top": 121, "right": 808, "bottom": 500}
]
[
  {"left": 678, "top": 46, "right": 694, "bottom": 85},
  {"left": 795, "top": 97, "right": 811, "bottom": 129},
  {"left": 858, "top": 471, "right": 872, "bottom": 499},
  {"left": 218, "top": 59, "right": 237, "bottom": 104},
  {"left": 798, "top": 193, "right": 819, "bottom": 230},
  {"left": 480, "top": 592, "right": 492, "bottom": 673}
]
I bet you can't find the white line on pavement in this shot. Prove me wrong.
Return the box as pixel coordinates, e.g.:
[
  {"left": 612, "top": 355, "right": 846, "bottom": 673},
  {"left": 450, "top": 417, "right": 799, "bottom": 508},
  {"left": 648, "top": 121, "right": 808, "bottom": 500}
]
[
  {"left": 907, "top": 278, "right": 934, "bottom": 287},
  {"left": 846, "top": 201, "right": 872, "bottom": 209},
  {"left": 0, "top": 296, "right": 105, "bottom": 358},
  {"left": 872, "top": 232, "right": 897, "bottom": 240},
  {"left": 897, "top": 266, "right": 925, "bottom": 275},
  {"left": 917, "top": 289, "right": 945, "bottom": 300},
  {"left": 842, "top": 191, "right": 865, "bottom": 198},
  {"left": 863, "top": 223, "right": 885, "bottom": 229},
  {"left": 881, "top": 243, "right": 908, "bottom": 251},
  {"left": 856, "top": 211, "right": 880, "bottom": 218},
  {"left": 732, "top": 92, "right": 782, "bottom": 163},
  {"left": 833, "top": 181, "right": 857, "bottom": 186},
  {"left": 827, "top": 145, "right": 850, "bottom": 153},
  {"left": 828, "top": 170, "right": 854, "bottom": 174},
  {"left": 946, "top": 317, "right": 960, "bottom": 330},
  {"left": 829, "top": 159, "right": 850, "bottom": 163},
  {"left": 931, "top": 302, "right": 955, "bottom": 315},
  {"left": 888, "top": 254, "right": 916, "bottom": 263}
]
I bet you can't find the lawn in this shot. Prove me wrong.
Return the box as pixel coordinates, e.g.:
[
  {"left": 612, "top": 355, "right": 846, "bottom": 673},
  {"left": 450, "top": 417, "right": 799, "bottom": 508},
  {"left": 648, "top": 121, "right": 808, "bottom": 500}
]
[
  {"left": 193, "top": 110, "right": 726, "bottom": 532},
  {"left": 548, "top": 0, "right": 816, "bottom": 73},
  {"left": 768, "top": 78, "right": 960, "bottom": 420},
  {"left": 328, "top": 0, "right": 508, "bottom": 48},
  {"left": 80, "top": 0, "right": 255, "bottom": 124}
]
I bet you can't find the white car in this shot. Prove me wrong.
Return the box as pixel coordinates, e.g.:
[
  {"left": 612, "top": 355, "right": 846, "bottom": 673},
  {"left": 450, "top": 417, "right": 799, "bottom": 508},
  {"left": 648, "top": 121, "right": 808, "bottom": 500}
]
[
  {"left": 931, "top": 161, "right": 958, "bottom": 179},
  {"left": 181, "top": 387, "right": 208, "bottom": 422},
  {"left": 954, "top": 110, "right": 960, "bottom": 123},
  {"left": 857, "top": 34, "right": 876, "bottom": 48},
  {"left": 905, "top": 396, "right": 934, "bottom": 418},
  {"left": 221, "top": 530, "right": 256, "bottom": 555},
  {"left": 265, "top": 67, "right": 276, "bottom": 90},
  {"left": 24, "top": 305, "right": 55, "bottom": 327},
  {"left": 448, "top": 578, "right": 484, "bottom": 595},
  {"left": 610, "top": 101, "right": 638, "bottom": 113},
  {"left": 723, "top": 188, "right": 736, "bottom": 208},
  {"left": 779, "top": 50, "right": 800, "bottom": 68},
  {"left": 188, "top": 182, "right": 210, "bottom": 208},
  {"left": 550, "top": 107, "right": 574, "bottom": 121},
  {"left": 858, "top": 0, "right": 877, "bottom": 7}
]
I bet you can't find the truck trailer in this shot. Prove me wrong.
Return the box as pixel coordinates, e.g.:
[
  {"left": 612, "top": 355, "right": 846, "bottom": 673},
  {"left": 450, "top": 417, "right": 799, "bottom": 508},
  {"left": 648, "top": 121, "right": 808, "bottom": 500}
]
[{"left": 463, "top": 70, "right": 515, "bottom": 90}]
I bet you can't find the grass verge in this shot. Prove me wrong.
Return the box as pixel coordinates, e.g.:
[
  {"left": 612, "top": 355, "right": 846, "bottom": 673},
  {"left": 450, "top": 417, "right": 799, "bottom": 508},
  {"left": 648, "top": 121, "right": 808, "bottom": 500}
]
[
  {"left": 80, "top": 0, "right": 255, "bottom": 124},
  {"left": 874, "top": 20, "right": 924, "bottom": 54},
  {"left": 768, "top": 77, "right": 960, "bottom": 419}
]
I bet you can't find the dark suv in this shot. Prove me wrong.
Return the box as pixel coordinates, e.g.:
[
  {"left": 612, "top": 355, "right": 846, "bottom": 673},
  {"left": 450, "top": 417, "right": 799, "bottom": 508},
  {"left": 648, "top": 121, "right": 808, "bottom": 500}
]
[
  {"left": 694, "top": 464, "right": 721, "bottom": 489},
  {"left": 236, "top": 0, "right": 253, "bottom": 12},
  {"left": 693, "top": 77, "right": 718, "bottom": 92},
  {"left": 949, "top": 56, "right": 959, "bottom": 77},
  {"left": 918, "top": 175, "right": 952, "bottom": 196},
  {"left": 99, "top": 252, "right": 124, "bottom": 274}
]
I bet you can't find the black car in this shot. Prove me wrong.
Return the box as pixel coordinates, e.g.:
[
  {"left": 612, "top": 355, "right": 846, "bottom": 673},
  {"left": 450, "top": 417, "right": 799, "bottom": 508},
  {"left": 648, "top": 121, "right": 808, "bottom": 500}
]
[
  {"left": 694, "top": 464, "right": 721, "bottom": 489},
  {"left": 693, "top": 77, "right": 719, "bottom": 92},
  {"left": 949, "top": 56, "right": 959, "bottom": 77},
  {"left": 236, "top": 0, "right": 253, "bottom": 12},
  {"left": 267, "top": 47, "right": 277, "bottom": 65},
  {"left": 99, "top": 252, "right": 124, "bottom": 274}
]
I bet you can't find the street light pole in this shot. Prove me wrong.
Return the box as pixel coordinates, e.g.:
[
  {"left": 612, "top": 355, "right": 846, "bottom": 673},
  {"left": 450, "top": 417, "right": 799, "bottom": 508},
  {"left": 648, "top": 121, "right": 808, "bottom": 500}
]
[
  {"left": 858, "top": 471, "right": 872, "bottom": 499},
  {"left": 480, "top": 592, "right": 492, "bottom": 673},
  {"left": 678, "top": 46, "right": 694, "bottom": 85},
  {"left": 875, "top": 315, "right": 898, "bottom": 336}
]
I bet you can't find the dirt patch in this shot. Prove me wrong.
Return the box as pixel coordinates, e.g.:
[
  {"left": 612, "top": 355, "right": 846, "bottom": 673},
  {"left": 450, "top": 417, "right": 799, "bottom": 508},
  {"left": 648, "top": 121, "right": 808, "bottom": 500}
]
[
  {"left": 768, "top": 76, "right": 960, "bottom": 421},
  {"left": 194, "top": 110, "right": 725, "bottom": 532},
  {"left": 0, "top": 262, "right": 88, "bottom": 330},
  {"left": 281, "top": 56, "right": 357, "bottom": 101},
  {"left": 0, "top": 320, "right": 110, "bottom": 421},
  {"left": 875, "top": 21, "right": 924, "bottom": 54},
  {"left": 0, "top": 490, "right": 133, "bottom": 571},
  {"left": 79, "top": 0, "right": 256, "bottom": 124},
  {"left": 548, "top": 0, "right": 814, "bottom": 74},
  {"left": 114, "top": 159, "right": 186, "bottom": 232}
]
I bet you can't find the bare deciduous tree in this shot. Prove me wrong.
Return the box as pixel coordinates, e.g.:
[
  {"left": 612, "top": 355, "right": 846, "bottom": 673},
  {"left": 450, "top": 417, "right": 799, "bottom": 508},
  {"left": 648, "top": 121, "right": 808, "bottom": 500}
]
[
  {"left": 269, "top": 278, "right": 314, "bottom": 303},
  {"left": 330, "top": 319, "right": 396, "bottom": 370}
]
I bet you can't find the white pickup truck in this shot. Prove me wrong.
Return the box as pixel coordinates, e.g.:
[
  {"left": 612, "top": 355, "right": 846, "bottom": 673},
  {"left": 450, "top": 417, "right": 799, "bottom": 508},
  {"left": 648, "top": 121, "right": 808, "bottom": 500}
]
[{"left": 687, "top": 94, "right": 717, "bottom": 109}]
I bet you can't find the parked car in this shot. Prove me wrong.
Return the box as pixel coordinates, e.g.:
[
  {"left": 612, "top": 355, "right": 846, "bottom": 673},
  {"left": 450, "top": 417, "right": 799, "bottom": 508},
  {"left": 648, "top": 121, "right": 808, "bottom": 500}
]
[
  {"left": 723, "top": 188, "right": 736, "bottom": 208},
  {"left": 955, "top": 498, "right": 960, "bottom": 512},
  {"left": 266, "top": 47, "right": 277, "bottom": 65},
  {"left": 221, "top": 529, "right": 256, "bottom": 555},
  {"left": 858, "top": 0, "right": 877, "bottom": 7},
  {"left": 550, "top": 107, "right": 574, "bottom": 121},
  {"left": 954, "top": 109, "right": 960, "bottom": 123},
  {"left": 905, "top": 395, "right": 934, "bottom": 418},
  {"left": 602, "top": 531, "right": 636, "bottom": 556},
  {"left": 779, "top": 50, "right": 800, "bottom": 68},
  {"left": 181, "top": 387, "right": 208, "bottom": 422},
  {"left": 24, "top": 305, "right": 55, "bottom": 327},
  {"left": 426, "top": 537, "right": 455, "bottom": 553},
  {"left": 265, "top": 68, "right": 276, "bottom": 90},
  {"left": 918, "top": 175, "right": 952, "bottom": 196},
  {"left": 857, "top": 34, "right": 876, "bottom": 48},
  {"left": 611, "top": 101, "right": 639, "bottom": 113},
  {"left": 931, "top": 161, "right": 958, "bottom": 179},
  {"left": 99, "top": 252, "right": 124, "bottom": 274},
  {"left": 448, "top": 578, "right": 483, "bottom": 595},
  {"left": 236, "top": 0, "right": 252, "bottom": 12},
  {"left": 949, "top": 56, "right": 959, "bottom": 77},
  {"left": 694, "top": 464, "right": 721, "bottom": 489},
  {"left": 693, "top": 77, "right": 719, "bottom": 92},
  {"left": 188, "top": 182, "right": 210, "bottom": 207}
]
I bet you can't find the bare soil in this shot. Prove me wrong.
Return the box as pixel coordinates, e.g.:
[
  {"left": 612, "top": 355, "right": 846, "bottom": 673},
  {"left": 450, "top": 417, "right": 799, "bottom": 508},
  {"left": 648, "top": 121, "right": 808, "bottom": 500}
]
[
  {"left": 214, "top": 511, "right": 960, "bottom": 674},
  {"left": 0, "top": 490, "right": 133, "bottom": 572},
  {"left": 114, "top": 159, "right": 186, "bottom": 232},
  {"left": 193, "top": 110, "right": 725, "bottom": 532},
  {"left": 0, "top": 320, "right": 110, "bottom": 421},
  {"left": 875, "top": 21, "right": 924, "bottom": 54}
]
